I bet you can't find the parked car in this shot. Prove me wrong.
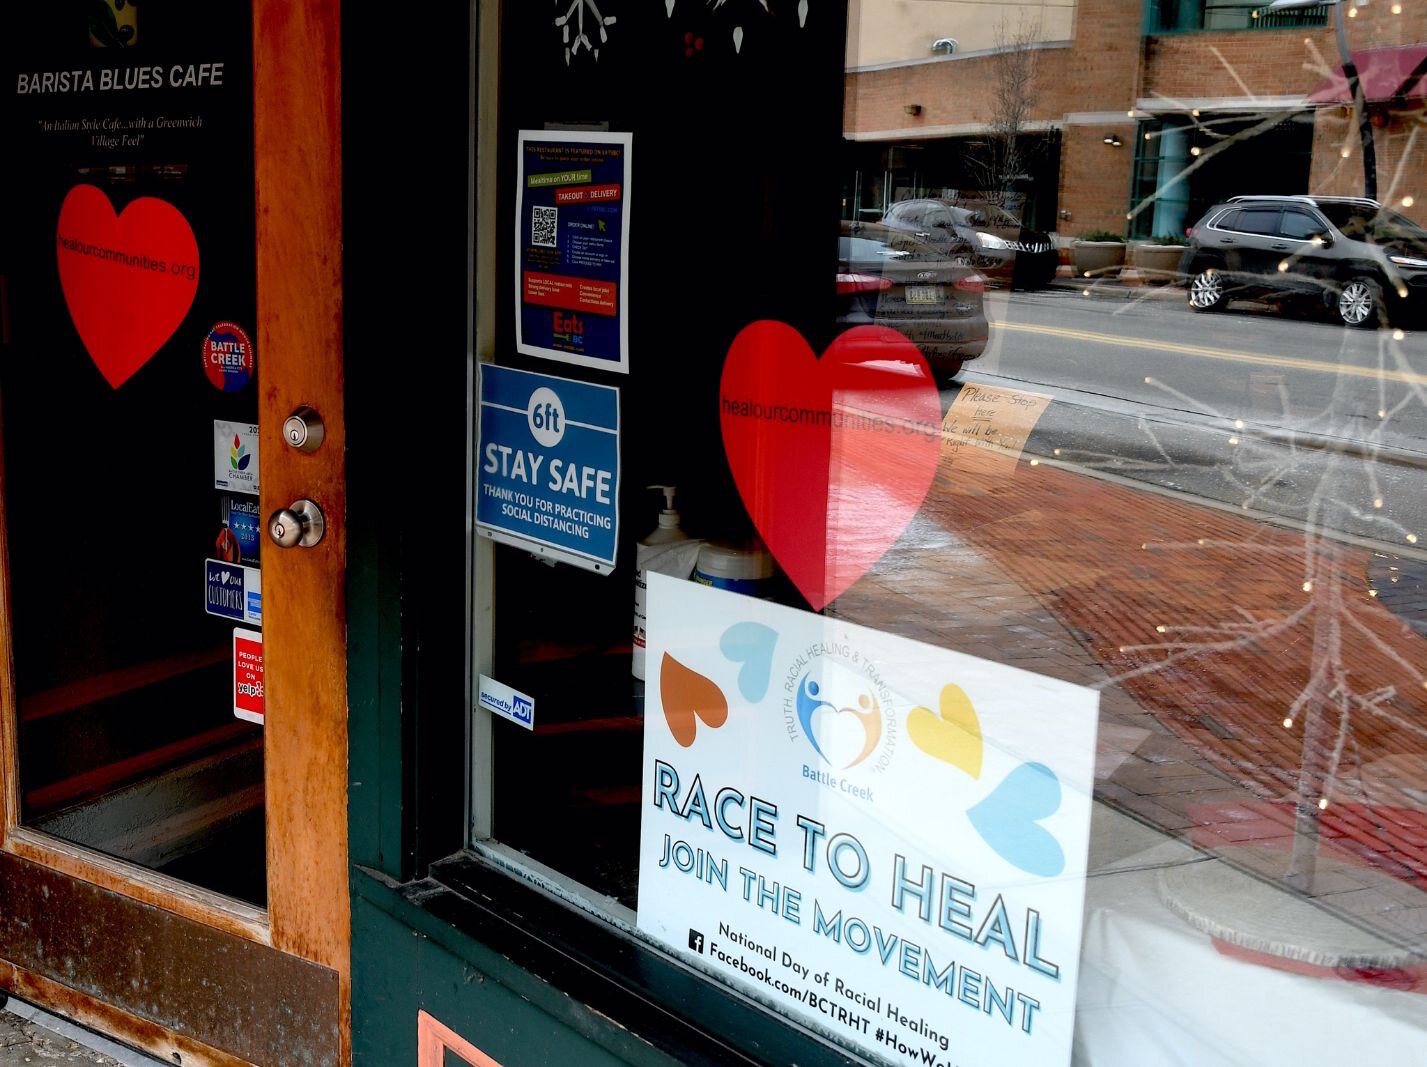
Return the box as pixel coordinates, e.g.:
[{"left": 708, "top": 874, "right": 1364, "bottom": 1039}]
[
  {"left": 837, "top": 222, "right": 989, "bottom": 381},
  {"left": 879, "top": 197, "right": 1058, "bottom": 290},
  {"left": 1180, "top": 195, "right": 1427, "bottom": 328}
]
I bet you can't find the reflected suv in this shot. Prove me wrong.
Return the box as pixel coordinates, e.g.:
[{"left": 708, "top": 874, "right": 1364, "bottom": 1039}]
[
  {"left": 881, "top": 198, "right": 1058, "bottom": 290},
  {"left": 1180, "top": 195, "right": 1427, "bottom": 327}
]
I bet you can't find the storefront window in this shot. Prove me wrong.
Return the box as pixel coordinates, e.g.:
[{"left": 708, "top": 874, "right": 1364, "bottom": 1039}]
[
  {"left": 1146, "top": 0, "right": 1330, "bottom": 34},
  {"left": 466, "top": 1, "right": 1427, "bottom": 1063}
]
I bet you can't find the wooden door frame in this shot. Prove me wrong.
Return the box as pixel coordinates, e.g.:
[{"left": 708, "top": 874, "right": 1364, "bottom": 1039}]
[{"left": 0, "top": 3, "right": 349, "bottom": 1063}]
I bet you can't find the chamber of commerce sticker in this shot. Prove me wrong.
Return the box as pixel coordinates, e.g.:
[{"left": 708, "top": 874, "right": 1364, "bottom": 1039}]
[
  {"left": 214, "top": 420, "right": 259, "bottom": 495},
  {"left": 202, "top": 320, "right": 254, "bottom": 392}
]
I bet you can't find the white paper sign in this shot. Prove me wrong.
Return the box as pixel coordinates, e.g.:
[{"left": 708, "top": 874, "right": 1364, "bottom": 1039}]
[{"left": 637, "top": 575, "right": 1099, "bottom": 1067}]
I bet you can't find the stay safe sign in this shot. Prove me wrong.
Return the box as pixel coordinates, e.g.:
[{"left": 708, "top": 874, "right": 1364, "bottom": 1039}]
[{"left": 475, "top": 365, "right": 620, "bottom": 573}]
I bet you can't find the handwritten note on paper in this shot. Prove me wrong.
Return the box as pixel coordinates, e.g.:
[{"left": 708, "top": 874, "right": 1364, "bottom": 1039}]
[{"left": 941, "top": 383, "right": 1053, "bottom": 475}]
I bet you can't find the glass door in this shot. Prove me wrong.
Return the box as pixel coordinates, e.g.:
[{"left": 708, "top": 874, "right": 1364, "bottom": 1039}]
[
  {"left": 1, "top": 1, "right": 264, "bottom": 905},
  {"left": 0, "top": 4, "right": 348, "bottom": 1064}
]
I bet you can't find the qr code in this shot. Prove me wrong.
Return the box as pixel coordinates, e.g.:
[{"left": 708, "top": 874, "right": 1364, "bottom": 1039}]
[{"left": 531, "top": 205, "right": 558, "bottom": 248}]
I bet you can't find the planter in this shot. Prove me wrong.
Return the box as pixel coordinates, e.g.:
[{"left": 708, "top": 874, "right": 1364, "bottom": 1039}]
[
  {"left": 1072, "top": 240, "right": 1126, "bottom": 279},
  {"left": 1131, "top": 243, "right": 1188, "bottom": 280}
]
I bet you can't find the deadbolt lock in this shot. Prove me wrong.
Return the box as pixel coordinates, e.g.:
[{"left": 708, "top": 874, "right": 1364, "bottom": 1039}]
[{"left": 282, "top": 406, "right": 325, "bottom": 453}]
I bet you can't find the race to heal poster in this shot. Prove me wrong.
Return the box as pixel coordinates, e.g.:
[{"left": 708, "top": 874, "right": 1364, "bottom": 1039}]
[
  {"left": 515, "top": 130, "right": 631, "bottom": 373},
  {"left": 637, "top": 576, "right": 1100, "bottom": 1067}
]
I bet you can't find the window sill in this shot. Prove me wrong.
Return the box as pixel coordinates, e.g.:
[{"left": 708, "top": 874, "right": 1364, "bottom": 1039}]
[{"left": 353, "top": 852, "right": 871, "bottom": 1067}]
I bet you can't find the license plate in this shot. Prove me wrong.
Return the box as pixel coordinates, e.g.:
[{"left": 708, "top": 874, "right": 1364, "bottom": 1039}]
[{"left": 905, "top": 285, "right": 944, "bottom": 305}]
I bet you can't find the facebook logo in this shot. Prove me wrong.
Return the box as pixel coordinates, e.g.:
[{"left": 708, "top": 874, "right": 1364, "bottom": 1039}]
[{"left": 688, "top": 929, "right": 705, "bottom": 954}]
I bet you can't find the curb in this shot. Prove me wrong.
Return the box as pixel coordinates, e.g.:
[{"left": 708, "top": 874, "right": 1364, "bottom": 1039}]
[{"left": 1047, "top": 275, "right": 1187, "bottom": 300}]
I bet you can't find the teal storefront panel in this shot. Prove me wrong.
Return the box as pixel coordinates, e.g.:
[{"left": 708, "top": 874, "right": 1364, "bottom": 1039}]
[{"left": 352, "top": 876, "right": 658, "bottom": 1067}]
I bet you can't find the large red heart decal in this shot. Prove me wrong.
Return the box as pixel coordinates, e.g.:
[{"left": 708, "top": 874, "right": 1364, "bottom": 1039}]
[
  {"left": 720, "top": 322, "right": 942, "bottom": 610},
  {"left": 55, "top": 184, "right": 200, "bottom": 389}
]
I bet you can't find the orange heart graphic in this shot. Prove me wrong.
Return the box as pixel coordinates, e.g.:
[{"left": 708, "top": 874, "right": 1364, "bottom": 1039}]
[{"left": 660, "top": 653, "right": 728, "bottom": 748}]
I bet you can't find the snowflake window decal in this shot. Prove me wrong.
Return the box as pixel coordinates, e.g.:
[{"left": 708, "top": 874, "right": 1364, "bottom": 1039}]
[
  {"left": 667, "top": 0, "right": 809, "bottom": 54},
  {"left": 555, "top": 0, "right": 616, "bottom": 66}
]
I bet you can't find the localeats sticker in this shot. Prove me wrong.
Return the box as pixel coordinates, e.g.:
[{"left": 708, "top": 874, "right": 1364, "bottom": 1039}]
[
  {"left": 202, "top": 321, "right": 254, "bottom": 392},
  {"left": 224, "top": 494, "right": 262, "bottom": 563}
]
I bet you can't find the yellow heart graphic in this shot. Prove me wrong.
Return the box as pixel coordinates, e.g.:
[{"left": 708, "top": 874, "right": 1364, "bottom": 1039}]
[{"left": 907, "top": 683, "right": 983, "bottom": 779}]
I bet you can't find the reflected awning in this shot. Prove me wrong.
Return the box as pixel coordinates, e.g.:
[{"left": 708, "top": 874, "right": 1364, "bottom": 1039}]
[{"left": 1307, "top": 44, "right": 1427, "bottom": 104}]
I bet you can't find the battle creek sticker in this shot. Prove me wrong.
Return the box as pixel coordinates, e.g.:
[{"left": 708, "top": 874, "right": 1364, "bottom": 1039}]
[{"left": 202, "top": 320, "right": 254, "bottom": 392}]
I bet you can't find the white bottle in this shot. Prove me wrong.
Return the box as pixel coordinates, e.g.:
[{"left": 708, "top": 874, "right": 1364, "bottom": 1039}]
[{"left": 633, "top": 485, "right": 690, "bottom": 680}]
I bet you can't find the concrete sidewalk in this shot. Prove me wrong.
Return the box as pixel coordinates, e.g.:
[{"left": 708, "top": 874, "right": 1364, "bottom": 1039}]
[
  {"left": 0, "top": 1001, "right": 162, "bottom": 1067},
  {"left": 1047, "top": 269, "right": 1187, "bottom": 300}
]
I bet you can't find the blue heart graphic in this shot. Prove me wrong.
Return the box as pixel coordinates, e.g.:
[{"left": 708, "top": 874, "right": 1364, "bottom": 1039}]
[
  {"left": 968, "top": 762, "right": 1065, "bottom": 877},
  {"left": 719, "top": 622, "right": 778, "bottom": 702}
]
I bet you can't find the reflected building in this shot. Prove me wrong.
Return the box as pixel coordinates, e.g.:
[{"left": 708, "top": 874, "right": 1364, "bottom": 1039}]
[{"left": 845, "top": 0, "right": 1427, "bottom": 239}]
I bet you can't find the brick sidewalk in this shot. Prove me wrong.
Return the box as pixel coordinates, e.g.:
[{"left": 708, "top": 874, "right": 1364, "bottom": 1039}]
[{"left": 835, "top": 433, "right": 1427, "bottom": 954}]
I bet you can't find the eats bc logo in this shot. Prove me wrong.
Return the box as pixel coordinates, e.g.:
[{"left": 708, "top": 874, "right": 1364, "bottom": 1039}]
[{"left": 552, "top": 310, "right": 584, "bottom": 346}]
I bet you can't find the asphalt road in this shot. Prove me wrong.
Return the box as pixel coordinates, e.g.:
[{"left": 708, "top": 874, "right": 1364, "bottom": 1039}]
[{"left": 958, "top": 285, "right": 1427, "bottom": 551}]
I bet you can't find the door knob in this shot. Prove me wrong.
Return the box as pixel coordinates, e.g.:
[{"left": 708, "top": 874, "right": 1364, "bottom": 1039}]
[{"left": 268, "top": 499, "right": 326, "bottom": 548}]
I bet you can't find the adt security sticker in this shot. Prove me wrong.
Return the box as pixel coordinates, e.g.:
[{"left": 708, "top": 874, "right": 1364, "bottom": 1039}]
[
  {"left": 202, "top": 321, "right": 255, "bottom": 392},
  {"left": 476, "top": 365, "right": 619, "bottom": 572},
  {"left": 478, "top": 674, "right": 535, "bottom": 731},
  {"left": 205, "top": 559, "right": 261, "bottom": 627},
  {"left": 233, "top": 628, "right": 264, "bottom": 725},
  {"left": 214, "top": 420, "right": 259, "bottom": 495}
]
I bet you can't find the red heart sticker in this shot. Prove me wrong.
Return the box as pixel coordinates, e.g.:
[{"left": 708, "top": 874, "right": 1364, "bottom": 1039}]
[
  {"left": 720, "top": 322, "right": 942, "bottom": 610},
  {"left": 56, "top": 184, "right": 200, "bottom": 389}
]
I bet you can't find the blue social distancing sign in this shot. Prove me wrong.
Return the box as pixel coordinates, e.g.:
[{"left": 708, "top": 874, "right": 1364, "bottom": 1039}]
[{"left": 476, "top": 364, "right": 620, "bottom": 572}]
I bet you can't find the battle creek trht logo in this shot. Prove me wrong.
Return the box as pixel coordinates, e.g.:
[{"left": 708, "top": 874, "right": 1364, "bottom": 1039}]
[{"left": 782, "top": 640, "right": 897, "bottom": 775}]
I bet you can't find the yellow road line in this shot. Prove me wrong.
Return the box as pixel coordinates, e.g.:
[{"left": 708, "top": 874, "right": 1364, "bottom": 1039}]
[{"left": 993, "top": 319, "right": 1427, "bottom": 386}]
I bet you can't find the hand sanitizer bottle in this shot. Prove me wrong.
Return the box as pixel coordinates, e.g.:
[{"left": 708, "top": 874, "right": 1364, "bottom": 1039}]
[{"left": 633, "top": 486, "right": 692, "bottom": 680}]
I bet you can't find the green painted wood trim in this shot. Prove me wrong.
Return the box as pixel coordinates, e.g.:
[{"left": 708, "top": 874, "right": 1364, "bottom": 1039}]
[
  {"left": 352, "top": 869, "right": 678, "bottom": 1067},
  {"left": 351, "top": 859, "right": 872, "bottom": 1067},
  {"left": 344, "top": 497, "right": 408, "bottom": 880}
]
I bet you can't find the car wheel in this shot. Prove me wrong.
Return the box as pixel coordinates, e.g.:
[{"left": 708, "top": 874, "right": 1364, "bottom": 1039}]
[
  {"left": 934, "top": 359, "right": 964, "bottom": 386},
  {"left": 1337, "top": 277, "right": 1384, "bottom": 329},
  {"left": 1188, "top": 268, "right": 1226, "bottom": 312}
]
